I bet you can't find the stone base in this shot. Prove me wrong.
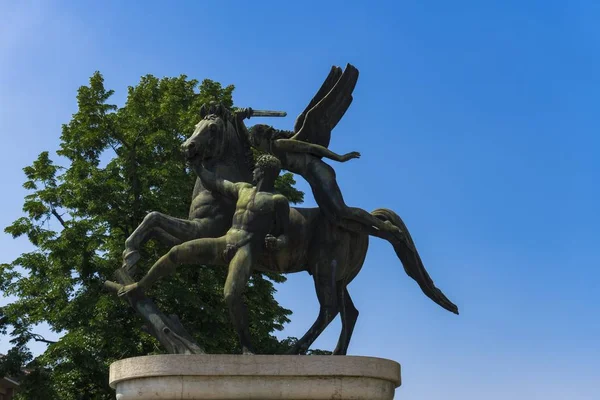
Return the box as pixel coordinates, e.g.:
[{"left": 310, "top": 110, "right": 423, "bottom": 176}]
[{"left": 109, "top": 354, "right": 401, "bottom": 399}]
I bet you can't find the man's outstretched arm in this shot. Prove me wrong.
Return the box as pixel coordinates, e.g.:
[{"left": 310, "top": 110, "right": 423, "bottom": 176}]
[
  {"left": 191, "top": 163, "right": 241, "bottom": 199},
  {"left": 274, "top": 139, "right": 360, "bottom": 162}
]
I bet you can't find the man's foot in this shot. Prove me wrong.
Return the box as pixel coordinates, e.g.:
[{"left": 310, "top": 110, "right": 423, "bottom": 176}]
[
  {"left": 381, "top": 220, "right": 400, "bottom": 233},
  {"left": 241, "top": 347, "right": 255, "bottom": 355},
  {"left": 241, "top": 341, "right": 257, "bottom": 355},
  {"left": 117, "top": 282, "right": 141, "bottom": 297},
  {"left": 380, "top": 221, "right": 411, "bottom": 244}
]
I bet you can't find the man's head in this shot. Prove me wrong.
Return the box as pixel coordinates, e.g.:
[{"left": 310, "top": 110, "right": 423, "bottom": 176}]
[
  {"left": 248, "top": 124, "right": 276, "bottom": 153},
  {"left": 253, "top": 154, "right": 282, "bottom": 185}
]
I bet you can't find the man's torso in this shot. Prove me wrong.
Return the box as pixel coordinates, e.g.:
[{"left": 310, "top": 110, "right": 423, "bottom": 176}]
[{"left": 227, "top": 187, "right": 277, "bottom": 246}]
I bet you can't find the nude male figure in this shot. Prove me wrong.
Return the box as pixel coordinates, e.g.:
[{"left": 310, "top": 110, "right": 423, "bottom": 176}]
[{"left": 118, "top": 154, "right": 290, "bottom": 354}]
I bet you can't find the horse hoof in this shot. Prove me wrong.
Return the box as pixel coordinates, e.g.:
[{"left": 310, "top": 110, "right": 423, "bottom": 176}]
[{"left": 122, "top": 250, "right": 141, "bottom": 269}]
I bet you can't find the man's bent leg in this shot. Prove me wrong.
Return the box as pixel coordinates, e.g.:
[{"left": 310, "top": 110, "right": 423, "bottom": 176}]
[{"left": 119, "top": 237, "right": 227, "bottom": 296}]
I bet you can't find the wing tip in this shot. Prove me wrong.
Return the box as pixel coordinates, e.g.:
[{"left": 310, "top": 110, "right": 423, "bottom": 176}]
[{"left": 344, "top": 63, "right": 359, "bottom": 77}]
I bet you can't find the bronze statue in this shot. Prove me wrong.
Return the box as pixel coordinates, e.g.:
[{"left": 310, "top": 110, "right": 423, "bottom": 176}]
[{"left": 106, "top": 64, "right": 459, "bottom": 356}]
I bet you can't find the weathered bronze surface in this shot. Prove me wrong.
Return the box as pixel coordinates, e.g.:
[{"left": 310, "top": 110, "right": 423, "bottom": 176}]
[{"left": 105, "top": 64, "right": 458, "bottom": 356}]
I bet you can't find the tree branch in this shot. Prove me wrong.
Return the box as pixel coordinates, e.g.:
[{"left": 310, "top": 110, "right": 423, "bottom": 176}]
[
  {"left": 30, "top": 332, "right": 57, "bottom": 344},
  {"left": 108, "top": 141, "right": 120, "bottom": 155},
  {"left": 51, "top": 208, "right": 66, "bottom": 228}
]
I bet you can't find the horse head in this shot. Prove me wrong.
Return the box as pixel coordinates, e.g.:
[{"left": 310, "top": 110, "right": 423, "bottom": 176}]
[{"left": 182, "top": 102, "right": 254, "bottom": 182}]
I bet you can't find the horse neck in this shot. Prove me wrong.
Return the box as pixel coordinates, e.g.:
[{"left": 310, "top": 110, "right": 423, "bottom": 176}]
[
  {"left": 191, "top": 153, "right": 253, "bottom": 199},
  {"left": 212, "top": 158, "right": 251, "bottom": 182}
]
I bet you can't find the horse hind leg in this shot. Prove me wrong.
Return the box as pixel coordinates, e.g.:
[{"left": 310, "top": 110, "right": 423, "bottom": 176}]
[
  {"left": 333, "top": 286, "right": 359, "bottom": 355},
  {"left": 287, "top": 263, "right": 340, "bottom": 355}
]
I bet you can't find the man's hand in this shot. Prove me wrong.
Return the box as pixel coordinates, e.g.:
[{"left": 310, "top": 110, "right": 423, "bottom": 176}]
[
  {"left": 235, "top": 107, "right": 253, "bottom": 121},
  {"left": 264, "top": 234, "right": 279, "bottom": 251},
  {"left": 342, "top": 151, "right": 361, "bottom": 162},
  {"left": 223, "top": 244, "right": 238, "bottom": 262}
]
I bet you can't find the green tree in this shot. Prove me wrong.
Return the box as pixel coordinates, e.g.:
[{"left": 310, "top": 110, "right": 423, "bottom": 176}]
[{"left": 0, "top": 72, "right": 306, "bottom": 399}]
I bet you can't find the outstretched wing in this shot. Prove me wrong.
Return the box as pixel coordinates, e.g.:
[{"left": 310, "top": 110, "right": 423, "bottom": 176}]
[
  {"left": 292, "top": 63, "right": 359, "bottom": 148},
  {"left": 293, "top": 65, "right": 342, "bottom": 133},
  {"left": 372, "top": 208, "right": 459, "bottom": 315}
]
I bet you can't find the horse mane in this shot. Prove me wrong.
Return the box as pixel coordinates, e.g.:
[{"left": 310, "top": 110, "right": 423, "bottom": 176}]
[{"left": 201, "top": 102, "right": 255, "bottom": 175}]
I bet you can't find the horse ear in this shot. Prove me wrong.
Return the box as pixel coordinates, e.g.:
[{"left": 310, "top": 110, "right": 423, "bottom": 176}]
[{"left": 199, "top": 104, "right": 207, "bottom": 118}]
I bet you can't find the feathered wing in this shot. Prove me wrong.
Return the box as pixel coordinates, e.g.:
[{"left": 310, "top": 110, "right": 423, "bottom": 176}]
[
  {"left": 372, "top": 208, "right": 459, "bottom": 315},
  {"left": 293, "top": 65, "right": 342, "bottom": 133},
  {"left": 292, "top": 63, "right": 359, "bottom": 148}
]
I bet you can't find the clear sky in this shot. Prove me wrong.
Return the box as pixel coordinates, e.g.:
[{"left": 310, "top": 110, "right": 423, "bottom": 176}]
[{"left": 1, "top": 1, "right": 599, "bottom": 399}]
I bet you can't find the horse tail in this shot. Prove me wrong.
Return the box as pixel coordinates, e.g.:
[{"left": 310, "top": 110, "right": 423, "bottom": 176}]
[{"left": 371, "top": 208, "right": 459, "bottom": 315}]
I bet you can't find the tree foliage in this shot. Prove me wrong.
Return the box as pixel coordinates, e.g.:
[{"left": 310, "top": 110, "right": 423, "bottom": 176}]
[{"left": 0, "top": 72, "right": 306, "bottom": 399}]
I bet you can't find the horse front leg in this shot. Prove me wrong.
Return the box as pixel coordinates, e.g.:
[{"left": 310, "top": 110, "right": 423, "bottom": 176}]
[{"left": 123, "top": 211, "right": 225, "bottom": 274}]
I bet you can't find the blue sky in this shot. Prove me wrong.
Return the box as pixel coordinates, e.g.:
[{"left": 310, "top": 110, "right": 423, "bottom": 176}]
[{"left": 1, "top": 1, "right": 599, "bottom": 398}]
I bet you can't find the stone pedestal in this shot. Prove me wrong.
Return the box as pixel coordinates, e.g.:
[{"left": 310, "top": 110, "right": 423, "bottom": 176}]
[{"left": 109, "top": 354, "right": 401, "bottom": 399}]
